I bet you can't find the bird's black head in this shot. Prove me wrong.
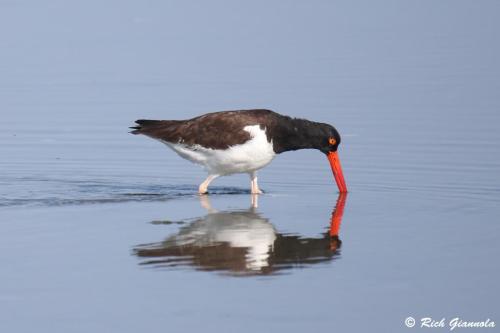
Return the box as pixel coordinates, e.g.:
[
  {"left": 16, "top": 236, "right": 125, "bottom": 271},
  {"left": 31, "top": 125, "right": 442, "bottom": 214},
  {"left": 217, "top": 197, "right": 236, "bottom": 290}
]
[
  {"left": 311, "top": 122, "right": 347, "bottom": 193},
  {"left": 268, "top": 115, "right": 347, "bottom": 192},
  {"left": 315, "top": 123, "right": 341, "bottom": 154}
]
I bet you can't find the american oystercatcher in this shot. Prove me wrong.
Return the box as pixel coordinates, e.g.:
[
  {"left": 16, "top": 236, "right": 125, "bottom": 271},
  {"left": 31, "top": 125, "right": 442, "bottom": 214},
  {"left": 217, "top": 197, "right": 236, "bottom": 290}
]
[{"left": 130, "top": 109, "right": 347, "bottom": 194}]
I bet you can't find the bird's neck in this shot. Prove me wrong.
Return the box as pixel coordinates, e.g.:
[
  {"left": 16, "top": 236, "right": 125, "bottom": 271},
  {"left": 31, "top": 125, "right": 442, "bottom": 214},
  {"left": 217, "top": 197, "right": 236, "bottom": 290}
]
[{"left": 271, "top": 117, "right": 323, "bottom": 154}]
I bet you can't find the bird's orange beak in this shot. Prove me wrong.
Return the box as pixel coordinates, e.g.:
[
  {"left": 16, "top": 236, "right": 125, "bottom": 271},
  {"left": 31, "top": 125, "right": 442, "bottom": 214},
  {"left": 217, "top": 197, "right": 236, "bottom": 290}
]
[{"left": 327, "top": 151, "right": 348, "bottom": 193}]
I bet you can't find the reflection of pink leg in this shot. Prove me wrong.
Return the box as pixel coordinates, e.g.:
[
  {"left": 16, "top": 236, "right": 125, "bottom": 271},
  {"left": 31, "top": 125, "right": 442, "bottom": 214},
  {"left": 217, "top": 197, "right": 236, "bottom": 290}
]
[
  {"left": 250, "top": 194, "right": 259, "bottom": 208},
  {"left": 250, "top": 172, "right": 263, "bottom": 194},
  {"left": 199, "top": 195, "right": 218, "bottom": 213},
  {"left": 198, "top": 174, "right": 219, "bottom": 194}
]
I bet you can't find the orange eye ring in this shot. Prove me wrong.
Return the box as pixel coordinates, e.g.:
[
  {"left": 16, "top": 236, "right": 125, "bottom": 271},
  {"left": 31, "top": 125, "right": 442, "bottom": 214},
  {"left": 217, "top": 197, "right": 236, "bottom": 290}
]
[{"left": 328, "top": 137, "right": 336, "bottom": 145}]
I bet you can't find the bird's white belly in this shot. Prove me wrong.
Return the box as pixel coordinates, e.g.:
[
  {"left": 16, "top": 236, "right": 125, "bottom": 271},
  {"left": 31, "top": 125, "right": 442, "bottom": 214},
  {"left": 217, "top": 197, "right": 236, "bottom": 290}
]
[
  {"left": 171, "top": 213, "right": 277, "bottom": 271},
  {"left": 161, "top": 125, "right": 276, "bottom": 175}
]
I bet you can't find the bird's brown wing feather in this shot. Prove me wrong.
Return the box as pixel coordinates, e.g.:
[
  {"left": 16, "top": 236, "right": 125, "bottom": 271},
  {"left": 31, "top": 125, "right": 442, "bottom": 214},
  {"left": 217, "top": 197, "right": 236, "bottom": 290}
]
[{"left": 131, "top": 109, "right": 279, "bottom": 150}]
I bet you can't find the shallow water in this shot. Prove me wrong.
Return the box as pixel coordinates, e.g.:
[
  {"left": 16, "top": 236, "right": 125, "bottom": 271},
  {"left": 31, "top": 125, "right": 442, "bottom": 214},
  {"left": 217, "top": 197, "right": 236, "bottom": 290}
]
[{"left": 1, "top": 1, "right": 500, "bottom": 332}]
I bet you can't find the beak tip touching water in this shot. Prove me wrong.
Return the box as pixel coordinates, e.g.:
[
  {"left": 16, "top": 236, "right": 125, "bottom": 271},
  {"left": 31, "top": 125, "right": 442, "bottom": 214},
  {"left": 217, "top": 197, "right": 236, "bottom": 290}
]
[{"left": 327, "top": 151, "right": 348, "bottom": 193}]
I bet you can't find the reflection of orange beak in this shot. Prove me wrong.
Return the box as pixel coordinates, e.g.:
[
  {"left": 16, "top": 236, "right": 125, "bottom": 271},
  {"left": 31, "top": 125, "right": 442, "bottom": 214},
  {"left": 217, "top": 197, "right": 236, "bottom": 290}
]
[
  {"left": 327, "top": 151, "right": 348, "bottom": 193},
  {"left": 329, "top": 193, "right": 347, "bottom": 251},
  {"left": 329, "top": 192, "right": 347, "bottom": 238}
]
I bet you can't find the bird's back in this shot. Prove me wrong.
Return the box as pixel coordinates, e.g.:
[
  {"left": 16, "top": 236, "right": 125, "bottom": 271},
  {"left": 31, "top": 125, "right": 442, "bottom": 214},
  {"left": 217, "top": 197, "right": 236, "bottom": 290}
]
[{"left": 130, "top": 109, "right": 282, "bottom": 149}]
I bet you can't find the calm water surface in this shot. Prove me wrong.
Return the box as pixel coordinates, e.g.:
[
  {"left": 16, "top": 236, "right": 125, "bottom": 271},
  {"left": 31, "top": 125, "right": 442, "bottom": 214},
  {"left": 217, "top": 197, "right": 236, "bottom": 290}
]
[{"left": 1, "top": 1, "right": 499, "bottom": 332}]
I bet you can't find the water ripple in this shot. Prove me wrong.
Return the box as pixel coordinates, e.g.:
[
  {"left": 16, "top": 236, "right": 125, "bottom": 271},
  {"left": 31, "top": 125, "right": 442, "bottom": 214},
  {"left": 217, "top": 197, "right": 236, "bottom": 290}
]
[{"left": 0, "top": 177, "right": 251, "bottom": 208}]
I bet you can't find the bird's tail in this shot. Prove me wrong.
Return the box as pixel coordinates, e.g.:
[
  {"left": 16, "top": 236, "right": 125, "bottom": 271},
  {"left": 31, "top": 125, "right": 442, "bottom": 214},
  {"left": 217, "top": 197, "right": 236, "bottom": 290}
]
[{"left": 129, "top": 119, "right": 163, "bottom": 135}]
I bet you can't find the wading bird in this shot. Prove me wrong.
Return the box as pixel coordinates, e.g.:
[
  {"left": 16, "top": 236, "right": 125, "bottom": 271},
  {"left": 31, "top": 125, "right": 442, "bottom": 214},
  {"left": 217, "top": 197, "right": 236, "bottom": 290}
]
[{"left": 130, "top": 109, "right": 347, "bottom": 194}]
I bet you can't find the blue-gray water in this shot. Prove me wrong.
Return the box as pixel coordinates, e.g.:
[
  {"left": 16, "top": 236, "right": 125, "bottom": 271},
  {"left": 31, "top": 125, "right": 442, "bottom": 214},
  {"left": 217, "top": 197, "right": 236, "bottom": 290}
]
[{"left": 1, "top": 1, "right": 499, "bottom": 332}]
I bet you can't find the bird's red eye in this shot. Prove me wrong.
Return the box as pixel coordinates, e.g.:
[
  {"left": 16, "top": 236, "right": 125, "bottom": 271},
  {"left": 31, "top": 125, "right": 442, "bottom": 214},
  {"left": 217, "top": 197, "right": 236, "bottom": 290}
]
[{"left": 328, "top": 137, "right": 336, "bottom": 145}]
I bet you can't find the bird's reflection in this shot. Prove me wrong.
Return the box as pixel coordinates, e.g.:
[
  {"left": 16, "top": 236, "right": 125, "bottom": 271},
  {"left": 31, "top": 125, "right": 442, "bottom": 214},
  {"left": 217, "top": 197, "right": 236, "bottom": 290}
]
[{"left": 133, "top": 193, "right": 347, "bottom": 276}]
